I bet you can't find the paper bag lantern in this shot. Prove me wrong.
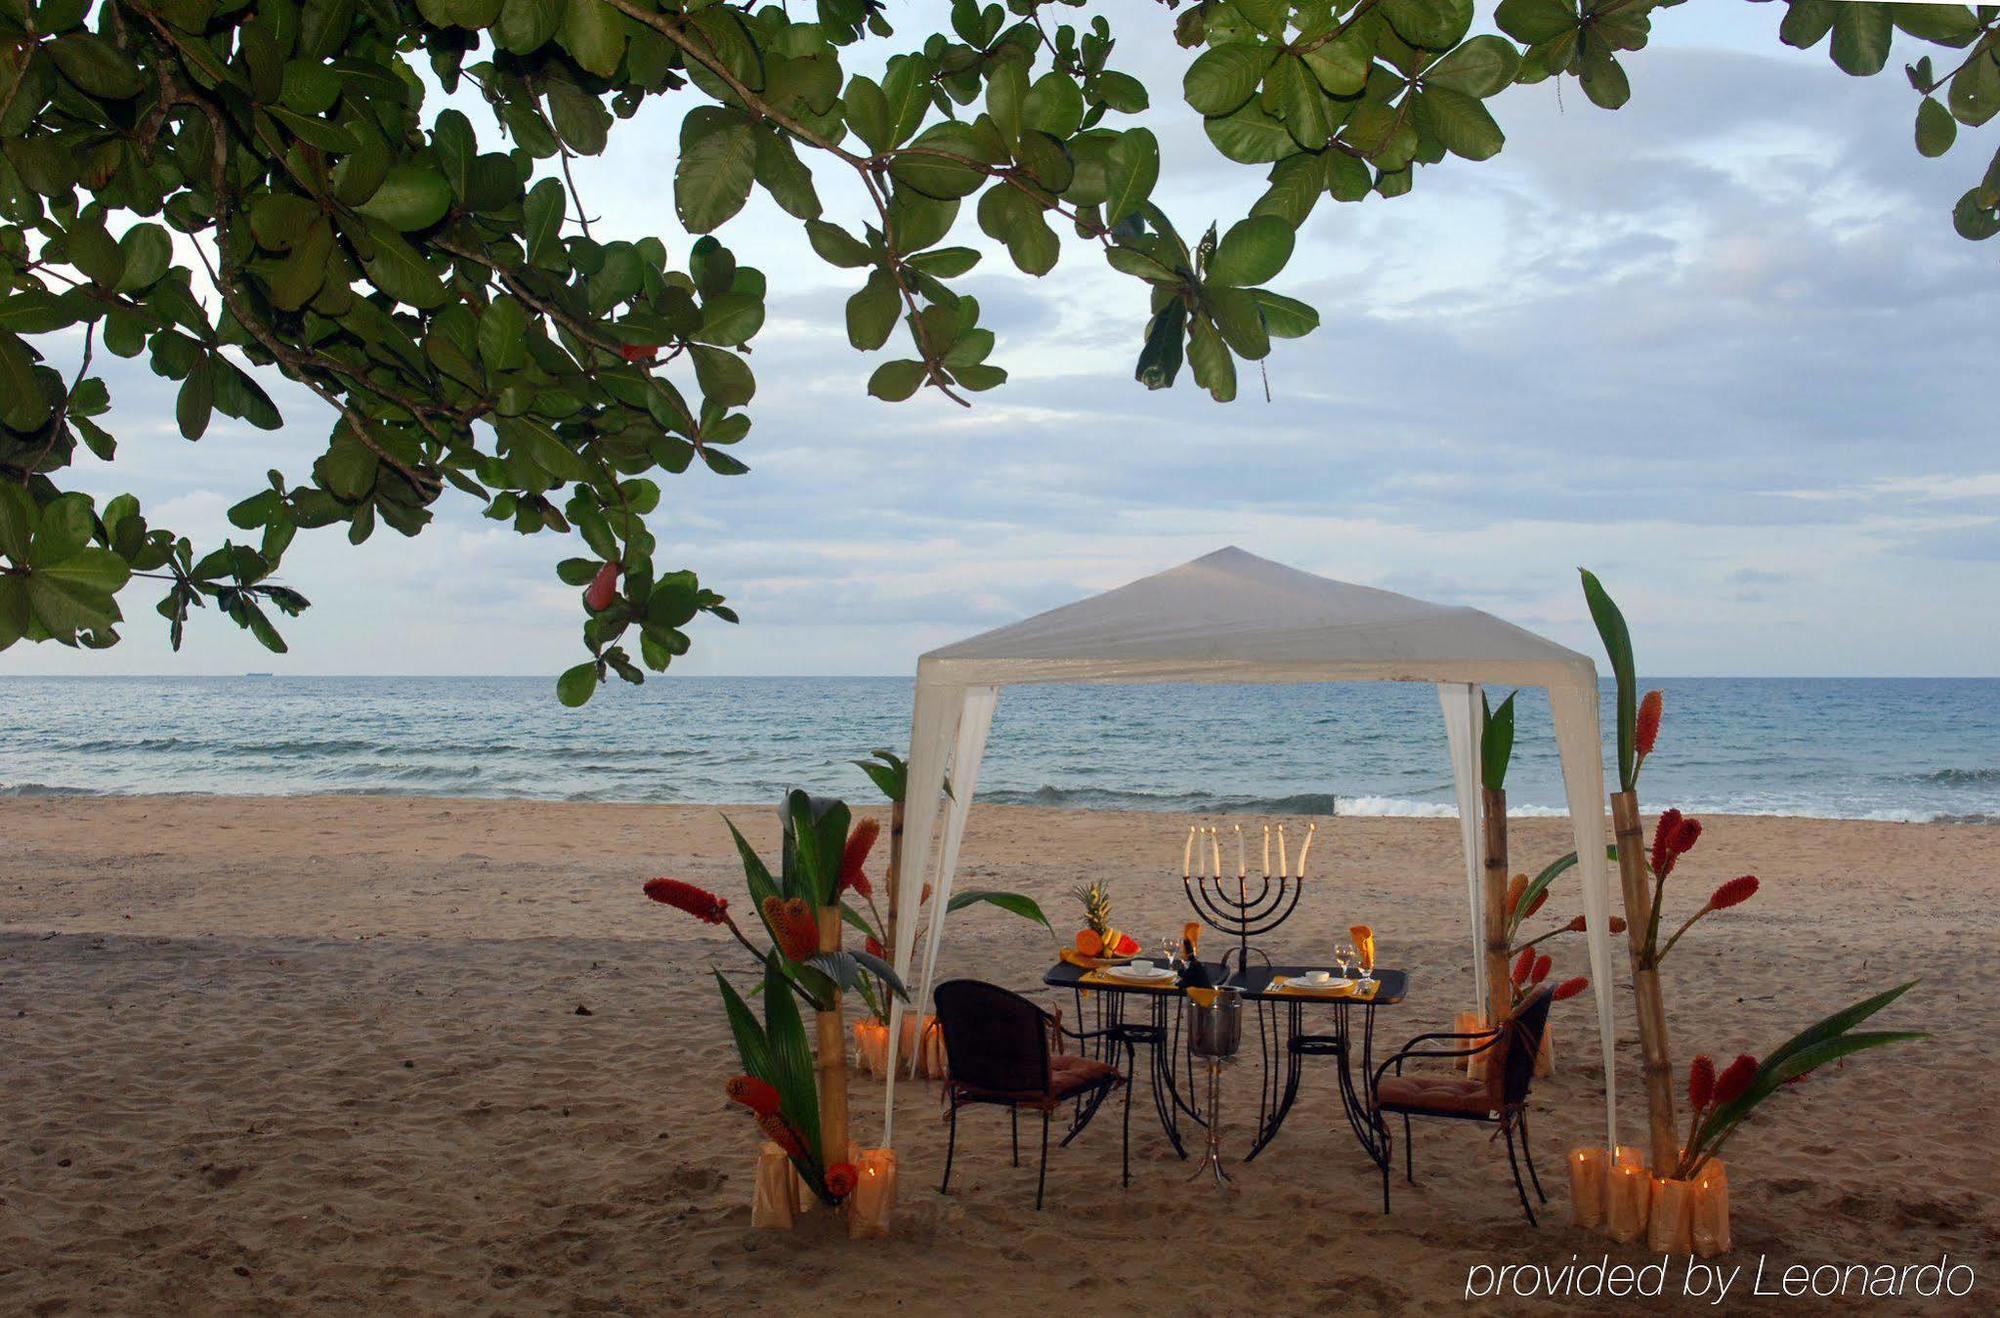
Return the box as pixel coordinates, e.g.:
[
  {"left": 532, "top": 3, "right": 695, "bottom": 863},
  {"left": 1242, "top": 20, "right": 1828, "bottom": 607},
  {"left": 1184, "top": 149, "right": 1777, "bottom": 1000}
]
[
  {"left": 751, "top": 1142, "right": 796, "bottom": 1230},
  {"left": 1692, "top": 1160, "right": 1732, "bottom": 1258},
  {"left": 899, "top": 1012, "right": 946, "bottom": 1078},
  {"left": 1568, "top": 1146, "right": 1606, "bottom": 1229},
  {"left": 1453, "top": 1011, "right": 1486, "bottom": 1077},
  {"left": 1604, "top": 1158, "right": 1651, "bottom": 1244},
  {"left": 1648, "top": 1176, "right": 1694, "bottom": 1255},
  {"left": 921, "top": 1017, "right": 948, "bottom": 1079},
  {"left": 847, "top": 1148, "right": 897, "bottom": 1239},
  {"left": 853, "top": 1020, "right": 890, "bottom": 1076}
]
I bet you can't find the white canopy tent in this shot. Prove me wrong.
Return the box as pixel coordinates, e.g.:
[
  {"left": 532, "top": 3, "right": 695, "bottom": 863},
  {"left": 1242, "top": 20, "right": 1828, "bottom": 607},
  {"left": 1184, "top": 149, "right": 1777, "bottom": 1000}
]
[{"left": 880, "top": 547, "right": 1620, "bottom": 1156}]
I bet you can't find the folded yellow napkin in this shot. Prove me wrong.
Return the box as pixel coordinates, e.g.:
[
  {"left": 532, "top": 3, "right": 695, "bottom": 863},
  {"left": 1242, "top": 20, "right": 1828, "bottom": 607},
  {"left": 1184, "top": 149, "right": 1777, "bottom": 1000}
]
[
  {"left": 1187, "top": 986, "right": 1220, "bottom": 1009},
  {"left": 1350, "top": 924, "right": 1376, "bottom": 973},
  {"left": 1271, "top": 975, "right": 1379, "bottom": 1001}
]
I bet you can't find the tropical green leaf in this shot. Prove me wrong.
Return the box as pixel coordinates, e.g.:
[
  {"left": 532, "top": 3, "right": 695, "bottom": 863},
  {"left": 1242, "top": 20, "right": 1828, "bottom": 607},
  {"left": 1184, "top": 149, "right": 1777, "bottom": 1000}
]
[
  {"left": 946, "top": 888, "right": 1051, "bottom": 932},
  {"left": 1206, "top": 215, "right": 1293, "bottom": 286},
  {"left": 1580, "top": 569, "right": 1638, "bottom": 792}
]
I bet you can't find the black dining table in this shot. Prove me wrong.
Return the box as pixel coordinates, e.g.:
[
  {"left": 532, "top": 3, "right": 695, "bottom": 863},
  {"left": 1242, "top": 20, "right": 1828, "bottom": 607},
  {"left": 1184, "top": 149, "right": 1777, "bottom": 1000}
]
[{"left": 1042, "top": 959, "right": 1409, "bottom": 1167}]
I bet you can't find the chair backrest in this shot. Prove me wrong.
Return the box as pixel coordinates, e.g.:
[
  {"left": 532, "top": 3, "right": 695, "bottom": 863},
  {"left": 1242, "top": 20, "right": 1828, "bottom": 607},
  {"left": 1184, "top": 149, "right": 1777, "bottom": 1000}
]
[
  {"left": 1489, "top": 984, "right": 1555, "bottom": 1108},
  {"left": 933, "top": 979, "right": 1052, "bottom": 1096}
]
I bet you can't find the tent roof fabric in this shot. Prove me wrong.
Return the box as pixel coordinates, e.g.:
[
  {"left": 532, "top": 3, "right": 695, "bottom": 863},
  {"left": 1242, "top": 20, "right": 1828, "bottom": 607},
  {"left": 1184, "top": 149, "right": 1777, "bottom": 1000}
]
[{"left": 920, "top": 547, "right": 1595, "bottom": 689}]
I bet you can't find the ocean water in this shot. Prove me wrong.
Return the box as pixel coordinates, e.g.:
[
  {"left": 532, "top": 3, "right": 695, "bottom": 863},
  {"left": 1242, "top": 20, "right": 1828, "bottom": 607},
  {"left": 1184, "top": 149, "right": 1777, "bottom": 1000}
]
[{"left": 0, "top": 676, "right": 1995, "bottom": 823}]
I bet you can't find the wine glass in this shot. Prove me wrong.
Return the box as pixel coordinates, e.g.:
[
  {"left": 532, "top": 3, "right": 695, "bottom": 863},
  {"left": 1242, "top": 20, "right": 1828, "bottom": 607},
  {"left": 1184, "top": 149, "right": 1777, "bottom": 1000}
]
[
  {"left": 1159, "top": 933, "right": 1180, "bottom": 971},
  {"left": 1334, "top": 941, "right": 1356, "bottom": 982}
]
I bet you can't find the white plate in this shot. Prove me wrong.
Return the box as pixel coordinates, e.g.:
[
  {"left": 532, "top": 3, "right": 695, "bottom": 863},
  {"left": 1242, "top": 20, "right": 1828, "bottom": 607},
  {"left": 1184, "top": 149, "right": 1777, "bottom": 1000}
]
[{"left": 1104, "top": 965, "right": 1177, "bottom": 982}]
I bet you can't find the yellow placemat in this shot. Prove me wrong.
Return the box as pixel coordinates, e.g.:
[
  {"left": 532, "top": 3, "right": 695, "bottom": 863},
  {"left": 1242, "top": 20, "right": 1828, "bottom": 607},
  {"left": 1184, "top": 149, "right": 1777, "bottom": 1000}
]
[{"left": 1269, "top": 975, "right": 1380, "bottom": 1001}]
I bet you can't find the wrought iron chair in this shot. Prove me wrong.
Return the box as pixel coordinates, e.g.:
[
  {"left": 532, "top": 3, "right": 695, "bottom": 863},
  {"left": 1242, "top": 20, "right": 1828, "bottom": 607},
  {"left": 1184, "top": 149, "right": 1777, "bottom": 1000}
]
[
  {"left": 933, "top": 978, "right": 1126, "bottom": 1210},
  {"left": 1368, "top": 984, "right": 1555, "bottom": 1224}
]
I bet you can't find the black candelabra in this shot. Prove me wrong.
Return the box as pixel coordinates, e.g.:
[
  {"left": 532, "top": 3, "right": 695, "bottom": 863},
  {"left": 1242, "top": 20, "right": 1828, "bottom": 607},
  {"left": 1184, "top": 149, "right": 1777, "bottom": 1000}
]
[{"left": 1182, "top": 823, "right": 1314, "bottom": 974}]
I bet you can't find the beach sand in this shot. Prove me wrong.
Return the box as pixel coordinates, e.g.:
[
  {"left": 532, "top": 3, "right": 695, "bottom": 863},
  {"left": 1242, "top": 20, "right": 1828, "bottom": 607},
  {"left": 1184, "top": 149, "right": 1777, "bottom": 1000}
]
[{"left": 1, "top": 796, "right": 1994, "bottom": 1314}]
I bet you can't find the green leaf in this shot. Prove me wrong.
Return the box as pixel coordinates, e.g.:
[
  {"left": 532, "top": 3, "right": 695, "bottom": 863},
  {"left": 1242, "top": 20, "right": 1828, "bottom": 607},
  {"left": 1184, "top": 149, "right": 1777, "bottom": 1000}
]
[
  {"left": 1186, "top": 313, "right": 1236, "bottom": 402},
  {"left": 0, "top": 330, "right": 50, "bottom": 430},
  {"left": 888, "top": 122, "right": 991, "bottom": 200},
  {"left": 356, "top": 164, "right": 452, "bottom": 231},
  {"left": 176, "top": 353, "right": 214, "bottom": 440},
  {"left": 1480, "top": 690, "right": 1516, "bottom": 792},
  {"left": 845, "top": 269, "right": 900, "bottom": 350},
  {"left": 805, "top": 219, "right": 874, "bottom": 268},
  {"left": 759, "top": 955, "right": 823, "bottom": 1166},
  {"left": 868, "top": 358, "right": 927, "bottom": 401},
  {"left": 47, "top": 33, "right": 145, "bottom": 99},
  {"left": 843, "top": 74, "right": 890, "bottom": 152},
  {"left": 1415, "top": 86, "right": 1503, "bottom": 161},
  {"left": 1577, "top": 46, "right": 1630, "bottom": 111},
  {"left": 1207, "top": 214, "right": 1293, "bottom": 287},
  {"left": 1580, "top": 568, "right": 1638, "bottom": 791},
  {"left": 358, "top": 222, "right": 449, "bottom": 308},
  {"left": 946, "top": 889, "right": 1051, "bottom": 931},
  {"left": 1250, "top": 289, "right": 1318, "bottom": 339},
  {"left": 114, "top": 224, "right": 172, "bottom": 293},
  {"left": 1829, "top": 1, "right": 1893, "bottom": 77},
  {"left": 753, "top": 129, "right": 821, "bottom": 220},
  {"left": 1204, "top": 99, "right": 1299, "bottom": 165},
  {"left": 1382, "top": 0, "right": 1473, "bottom": 50},
  {"left": 1102, "top": 127, "right": 1159, "bottom": 227},
  {"left": 714, "top": 967, "right": 774, "bottom": 1081},
  {"left": 1916, "top": 96, "right": 1957, "bottom": 157},
  {"left": 848, "top": 947, "right": 909, "bottom": 1000},
  {"left": 556, "top": 660, "right": 598, "bottom": 706},
  {"left": 0, "top": 483, "right": 32, "bottom": 561},
  {"left": 561, "top": 0, "right": 629, "bottom": 78},
  {"left": 1135, "top": 301, "right": 1185, "bottom": 390},
  {"left": 33, "top": 546, "right": 130, "bottom": 596},
  {"left": 1426, "top": 35, "right": 1523, "bottom": 98},
  {"left": 1184, "top": 43, "right": 1276, "bottom": 117},
  {"left": 676, "top": 107, "right": 756, "bottom": 234},
  {"left": 1494, "top": 0, "right": 1578, "bottom": 44}
]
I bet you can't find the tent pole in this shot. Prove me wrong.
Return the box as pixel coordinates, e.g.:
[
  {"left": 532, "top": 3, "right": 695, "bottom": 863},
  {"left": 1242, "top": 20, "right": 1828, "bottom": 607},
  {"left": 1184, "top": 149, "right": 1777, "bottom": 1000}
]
[
  {"left": 1611, "top": 789, "right": 1678, "bottom": 1169},
  {"left": 1480, "top": 787, "right": 1513, "bottom": 1026}
]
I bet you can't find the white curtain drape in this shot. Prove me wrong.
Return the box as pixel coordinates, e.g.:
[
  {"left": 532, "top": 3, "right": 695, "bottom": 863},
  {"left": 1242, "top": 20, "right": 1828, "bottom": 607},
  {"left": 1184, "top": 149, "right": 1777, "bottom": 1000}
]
[
  {"left": 1437, "top": 683, "right": 1487, "bottom": 1017},
  {"left": 1549, "top": 673, "right": 1621, "bottom": 1156}
]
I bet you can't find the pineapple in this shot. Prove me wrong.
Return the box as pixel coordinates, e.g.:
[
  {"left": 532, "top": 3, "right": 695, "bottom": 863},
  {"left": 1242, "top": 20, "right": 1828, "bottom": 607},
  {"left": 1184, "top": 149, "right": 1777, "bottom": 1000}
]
[{"left": 1071, "top": 881, "right": 1131, "bottom": 958}]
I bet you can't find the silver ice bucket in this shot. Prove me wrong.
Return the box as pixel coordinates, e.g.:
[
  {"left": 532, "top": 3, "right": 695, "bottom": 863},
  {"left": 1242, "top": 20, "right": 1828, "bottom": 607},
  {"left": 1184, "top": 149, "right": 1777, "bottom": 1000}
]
[{"left": 1185, "top": 986, "right": 1242, "bottom": 1059}]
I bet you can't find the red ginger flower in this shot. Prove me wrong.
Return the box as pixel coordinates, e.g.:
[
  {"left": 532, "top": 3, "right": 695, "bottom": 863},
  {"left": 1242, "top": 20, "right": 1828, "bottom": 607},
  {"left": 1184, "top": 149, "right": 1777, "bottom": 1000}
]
[
  {"left": 756, "top": 1110, "right": 806, "bottom": 1159},
  {"left": 762, "top": 896, "right": 819, "bottom": 962},
  {"left": 1566, "top": 913, "right": 1587, "bottom": 933},
  {"left": 1530, "top": 953, "right": 1552, "bottom": 985},
  {"left": 1688, "top": 1054, "right": 1717, "bottom": 1111},
  {"left": 1511, "top": 946, "right": 1535, "bottom": 987},
  {"left": 863, "top": 935, "right": 885, "bottom": 960},
  {"left": 1524, "top": 888, "right": 1548, "bottom": 920},
  {"left": 825, "top": 1162, "right": 858, "bottom": 1199},
  {"left": 1610, "top": 915, "right": 1627, "bottom": 935},
  {"left": 1635, "top": 689, "right": 1664, "bottom": 759},
  {"left": 841, "top": 817, "right": 880, "bottom": 896},
  {"left": 644, "top": 877, "right": 729, "bottom": 924},
  {"left": 1708, "top": 875, "right": 1759, "bottom": 911},
  {"left": 725, "top": 1074, "right": 781, "bottom": 1116},
  {"left": 1552, "top": 976, "right": 1589, "bottom": 1001},
  {"left": 1650, "top": 809, "right": 1702, "bottom": 878},
  {"left": 1505, "top": 873, "right": 1528, "bottom": 919},
  {"left": 1712, "top": 1054, "right": 1758, "bottom": 1106},
  {"left": 619, "top": 342, "right": 660, "bottom": 364}
]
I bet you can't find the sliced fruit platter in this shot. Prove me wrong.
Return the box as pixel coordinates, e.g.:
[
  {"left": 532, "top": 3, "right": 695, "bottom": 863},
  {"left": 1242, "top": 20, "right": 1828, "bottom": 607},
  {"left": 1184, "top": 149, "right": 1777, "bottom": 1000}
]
[{"left": 1064, "top": 879, "right": 1142, "bottom": 966}]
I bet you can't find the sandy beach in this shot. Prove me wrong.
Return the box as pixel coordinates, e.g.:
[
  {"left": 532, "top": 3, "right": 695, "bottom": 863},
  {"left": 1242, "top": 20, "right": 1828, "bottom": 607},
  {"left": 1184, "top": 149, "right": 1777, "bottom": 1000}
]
[{"left": 1, "top": 795, "right": 1994, "bottom": 1314}]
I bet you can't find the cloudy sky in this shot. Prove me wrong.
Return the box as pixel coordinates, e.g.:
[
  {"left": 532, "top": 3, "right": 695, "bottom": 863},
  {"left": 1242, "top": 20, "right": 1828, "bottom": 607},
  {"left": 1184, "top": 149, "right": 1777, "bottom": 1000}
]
[{"left": 7, "top": 3, "right": 1996, "bottom": 680}]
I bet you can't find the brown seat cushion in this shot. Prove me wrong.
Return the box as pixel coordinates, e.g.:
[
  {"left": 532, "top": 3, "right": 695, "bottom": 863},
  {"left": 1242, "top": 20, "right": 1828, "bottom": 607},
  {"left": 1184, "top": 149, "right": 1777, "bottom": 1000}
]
[
  {"left": 950, "top": 1053, "right": 1122, "bottom": 1110},
  {"left": 1376, "top": 1073, "right": 1495, "bottom": 1116}
]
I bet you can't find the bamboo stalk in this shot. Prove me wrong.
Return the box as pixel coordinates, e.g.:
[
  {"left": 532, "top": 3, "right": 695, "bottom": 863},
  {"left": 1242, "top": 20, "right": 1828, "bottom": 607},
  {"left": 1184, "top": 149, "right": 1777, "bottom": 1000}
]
[
  {"left": 1612, "top": 790, "right": 1678, "bottom": 1169},
  {"left": 815, "top": 903, "right": 848, "bottom": 1169},
  {"left": 1481, "top": 786, "right": 1512, "bottom": 1027}
]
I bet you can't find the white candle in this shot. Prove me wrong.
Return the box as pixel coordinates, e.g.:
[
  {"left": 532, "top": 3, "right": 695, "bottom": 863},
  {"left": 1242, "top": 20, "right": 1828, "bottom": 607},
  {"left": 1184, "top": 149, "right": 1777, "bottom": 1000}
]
[
  {"left": 1262, "top": 824, "right": 1271, "bottom": 877},
  {"left": 1297, "top": 823, "right": 1316, "bottom": 878},
  {"left": 1183, "top": 825, "right": 1195, "bottom": 878},
  {"left": 1234, "top": 824, "right": 1245, "bottom": 878},
  {"left": 1209, "top": 828, "right": 1222, "bottom": 878},
  {"left": 1277, "top": 824, "right": 1288, "bottom": 879}
]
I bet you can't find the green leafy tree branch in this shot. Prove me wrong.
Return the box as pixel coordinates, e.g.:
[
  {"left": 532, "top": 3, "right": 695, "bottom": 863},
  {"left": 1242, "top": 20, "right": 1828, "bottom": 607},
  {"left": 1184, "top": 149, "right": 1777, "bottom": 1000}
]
[{"left": 1, "top": 0, "right": 1990, "bottom": 701}]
